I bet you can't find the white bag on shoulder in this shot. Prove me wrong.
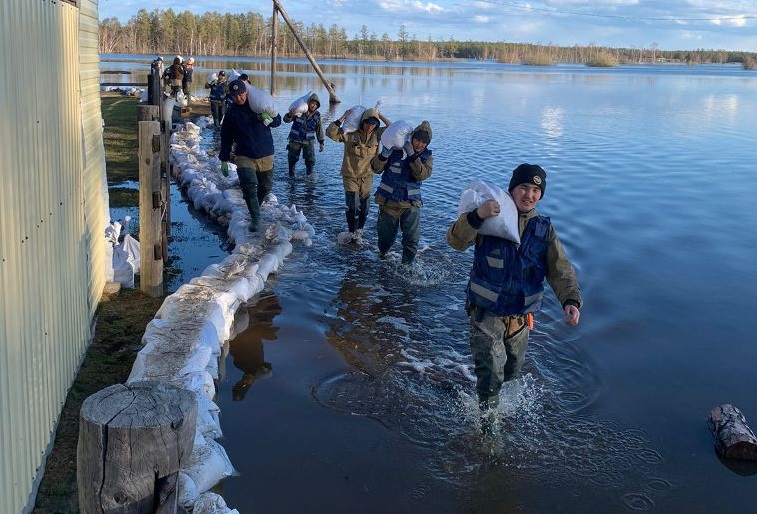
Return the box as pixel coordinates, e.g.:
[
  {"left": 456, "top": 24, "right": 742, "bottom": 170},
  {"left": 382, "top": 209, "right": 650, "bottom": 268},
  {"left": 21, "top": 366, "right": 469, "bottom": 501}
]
[
  {"left": 380, "top": 120, "right": 414, "bottom": 150},
  {"left": 247, "top": 86, "right": 278, "bottom": 117},
  {"left": 341, "top": 105, "right": 366, "bottom": 133},
  {"left": 288, "top": 91, "right": 311, "bottom": 117},
  {"left": 458, "top": 180, "right": 520, "bottom": 244}
]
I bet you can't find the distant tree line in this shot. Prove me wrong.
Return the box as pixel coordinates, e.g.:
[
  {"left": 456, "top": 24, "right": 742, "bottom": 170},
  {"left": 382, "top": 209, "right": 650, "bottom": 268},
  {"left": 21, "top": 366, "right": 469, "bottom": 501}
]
[{"left": 99, "top": 8, "right": 757, "bottom": 67}]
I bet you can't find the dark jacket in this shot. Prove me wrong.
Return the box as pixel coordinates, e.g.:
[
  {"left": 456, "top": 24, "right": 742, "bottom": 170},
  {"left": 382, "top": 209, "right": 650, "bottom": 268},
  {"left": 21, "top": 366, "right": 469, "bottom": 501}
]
[
  {"left": 219, "top": 101, "right": 282, "bottom": 161},
  {"left": 283, "top": 104, "right": 324, "bottom": 144}
]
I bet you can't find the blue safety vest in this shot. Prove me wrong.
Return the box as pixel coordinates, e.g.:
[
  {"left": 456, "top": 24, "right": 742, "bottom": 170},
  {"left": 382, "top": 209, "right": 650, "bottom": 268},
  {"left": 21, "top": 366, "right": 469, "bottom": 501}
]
[
  {"left": 466, "top": 215, "right": 551, "bottom": 315},
  {"left": 209, "top": 81, "right": 226, "bottom": 101},
  {"left": 289, "top": 111, "right": 320, "bottom": 142},
  {"left": 375, "top": 148, "right": 431, "bottom": 203}
]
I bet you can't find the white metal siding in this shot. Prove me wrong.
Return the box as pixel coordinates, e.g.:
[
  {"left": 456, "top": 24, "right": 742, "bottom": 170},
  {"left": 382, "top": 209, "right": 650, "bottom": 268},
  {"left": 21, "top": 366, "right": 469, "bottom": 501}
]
[
  {"left": 80, "top": 0, "right": 109, "bottom": 314},
  {"left": 0, "top": 0, "right": 106, "bottom": 512}
]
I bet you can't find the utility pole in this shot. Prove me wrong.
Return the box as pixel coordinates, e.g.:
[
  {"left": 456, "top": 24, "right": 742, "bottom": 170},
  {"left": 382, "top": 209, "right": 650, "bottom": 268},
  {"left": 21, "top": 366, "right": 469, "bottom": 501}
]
[{"left": 270, "top": 0, "right": 340, "bottom": 104}]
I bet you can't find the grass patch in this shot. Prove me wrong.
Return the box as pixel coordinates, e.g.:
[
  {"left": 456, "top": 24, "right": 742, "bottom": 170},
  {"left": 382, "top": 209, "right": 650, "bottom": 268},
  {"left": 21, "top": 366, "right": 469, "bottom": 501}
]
[
  {"left": 109, "top": 186, "right": 139, "bottom": 207},
  {"left": 102, "top": 94, "right": 140, "bottom": 184}
]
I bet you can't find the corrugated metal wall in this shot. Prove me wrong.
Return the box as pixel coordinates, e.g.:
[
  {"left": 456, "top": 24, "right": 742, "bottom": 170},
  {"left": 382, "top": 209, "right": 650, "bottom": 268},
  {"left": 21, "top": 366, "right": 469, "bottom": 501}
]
[
  {"left": 0, "top": 0, "right": 109, "bottom": 512},
  {"left": 80, "top": 0, "right": 109, "bottom": 313}
]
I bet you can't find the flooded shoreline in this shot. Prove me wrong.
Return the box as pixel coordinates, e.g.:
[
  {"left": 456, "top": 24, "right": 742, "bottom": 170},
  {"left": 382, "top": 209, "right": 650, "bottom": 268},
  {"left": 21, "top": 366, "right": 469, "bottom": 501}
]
[{"left": 123, "top": 56, "right": 757, "bottom": 513}]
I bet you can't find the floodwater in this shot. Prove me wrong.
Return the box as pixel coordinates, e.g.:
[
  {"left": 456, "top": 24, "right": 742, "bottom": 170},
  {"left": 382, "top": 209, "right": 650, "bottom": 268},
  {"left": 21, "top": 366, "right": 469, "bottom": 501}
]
[{"left": 105, "top": 57, "right": 757, "bottom": 513}]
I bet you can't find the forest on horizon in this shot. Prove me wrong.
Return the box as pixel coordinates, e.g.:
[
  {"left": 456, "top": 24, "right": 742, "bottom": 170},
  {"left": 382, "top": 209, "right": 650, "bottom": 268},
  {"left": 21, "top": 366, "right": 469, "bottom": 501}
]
[{"left": 99, "top": 8, "right": 757, "bottom": 68}]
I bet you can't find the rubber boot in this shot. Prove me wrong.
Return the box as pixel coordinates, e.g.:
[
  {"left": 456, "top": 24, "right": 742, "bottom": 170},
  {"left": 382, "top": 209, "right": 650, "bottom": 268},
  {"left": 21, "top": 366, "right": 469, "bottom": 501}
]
[
  {"left": 288, "top": 162, "right": 296, "bottom": 177},
  {"left": 305, "top": 164, "right": 314, "bottom": 176},
  {"left": 345, "top": 208, "right": 357, "bottom": 234},
  {"left": 357, "top": 196, "right": 369, "bottom": 229}
]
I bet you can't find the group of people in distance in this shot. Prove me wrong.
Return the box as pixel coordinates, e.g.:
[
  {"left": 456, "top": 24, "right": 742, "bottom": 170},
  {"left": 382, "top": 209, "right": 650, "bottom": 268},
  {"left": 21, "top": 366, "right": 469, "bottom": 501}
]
[
  {"left": 215, "top": 78, "right": 435, "bottom": 267},
  {"left": 161, "top": 55, "right": 195, "bottom": 99},
  {"left": 213, "top": 78, "right": 583, "bottom": 433}
]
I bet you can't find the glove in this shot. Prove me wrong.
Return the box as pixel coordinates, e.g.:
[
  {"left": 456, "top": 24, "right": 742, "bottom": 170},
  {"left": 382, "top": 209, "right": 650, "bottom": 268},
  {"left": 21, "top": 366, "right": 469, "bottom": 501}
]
[
  {"left": 258, "top": 112, "right": 274, "bottom": 126},
  {"left": 380, "top": 146, "right": 393, "bottom": 159},
  {"left": 403, "top": 141, "right": 415, "bottom": 158},
  {"left": 220, "top": 162, "right": 229, "bottom": 177}
]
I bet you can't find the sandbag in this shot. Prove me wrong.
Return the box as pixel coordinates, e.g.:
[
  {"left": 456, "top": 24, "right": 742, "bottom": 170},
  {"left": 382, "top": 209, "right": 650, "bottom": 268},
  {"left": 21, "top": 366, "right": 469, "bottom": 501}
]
[
  {"left": 176, "top": 90, "right": 188, "bottom": 107},
  {"left": 162, "top": 96, "right": 176, "bottom": 123},
  {"left": 288, "top": 91, "right": 312, "bottom": 117},
  {"left": 206, "top": 73, "right": 217, "bottom": 84},
  {"left": 247, "top": 85, "right": 278, "bottom": 118},
  {"left": 380, "top": 119, "right": 414, "bottom": 150},
  {"left": 341, "top": 105, "right": 366, "bottom": 133},
  {"left": 458, "top": 180, "right": 520, "bottom": 243},
  {"left": 227, "top": 68, "right": 242, "bottom": 83}
]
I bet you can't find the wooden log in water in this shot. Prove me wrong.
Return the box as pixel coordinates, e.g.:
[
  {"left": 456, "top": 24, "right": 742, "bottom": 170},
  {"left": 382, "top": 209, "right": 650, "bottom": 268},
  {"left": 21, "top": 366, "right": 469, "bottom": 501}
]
[
  {"left": 708, "top": 403, "right": 757, "bottom": 461},
  {"left": 77, "top": 381, "right": 197, "bottom": 513}
]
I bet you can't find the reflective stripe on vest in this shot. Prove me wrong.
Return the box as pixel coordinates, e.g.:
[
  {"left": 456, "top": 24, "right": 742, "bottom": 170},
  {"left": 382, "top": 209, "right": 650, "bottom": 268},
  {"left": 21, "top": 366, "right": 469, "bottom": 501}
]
[
  {"left": 375, "top": 148, "right": 430, "bottom": 203},
  {"left": 289, "top": 112, "right": 320, "bottom": 142},
  {"left": 466, "top": 216, "right": 551, "bottom": 316}
]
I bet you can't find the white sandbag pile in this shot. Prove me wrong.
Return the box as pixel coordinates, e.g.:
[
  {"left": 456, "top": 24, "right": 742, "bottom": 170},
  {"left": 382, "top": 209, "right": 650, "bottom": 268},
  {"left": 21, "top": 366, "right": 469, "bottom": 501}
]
[
  {"left": 104, "top": 217, "right": 141, "bottom": 288},
  {"left": 458, "top": 180, "right": 520, "bottom": 244},
  {"left": 125, "top": 119, "right": 316, "bottom": 513}
]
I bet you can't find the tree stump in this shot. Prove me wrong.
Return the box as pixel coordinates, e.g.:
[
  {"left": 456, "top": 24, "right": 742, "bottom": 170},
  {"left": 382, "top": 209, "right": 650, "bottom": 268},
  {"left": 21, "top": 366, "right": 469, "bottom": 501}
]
[
  {"left": 708, "top": 403, "right": 757, "bottom": 461},
  {"left": 77, "top": 381, "right": 197, "bottom": 513}
]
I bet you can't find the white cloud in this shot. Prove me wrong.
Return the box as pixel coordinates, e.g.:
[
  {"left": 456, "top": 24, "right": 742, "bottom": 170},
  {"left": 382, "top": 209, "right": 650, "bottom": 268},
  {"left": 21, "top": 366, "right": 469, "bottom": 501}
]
[
  {"left": 710, "top": 15, "right": 747, "bottom": 27},
  {"left": 377, "top": 0, "right": 445, "bottom": 13},
  {"left": 474, "top": 15, "right": 490, "bottom": 22}
]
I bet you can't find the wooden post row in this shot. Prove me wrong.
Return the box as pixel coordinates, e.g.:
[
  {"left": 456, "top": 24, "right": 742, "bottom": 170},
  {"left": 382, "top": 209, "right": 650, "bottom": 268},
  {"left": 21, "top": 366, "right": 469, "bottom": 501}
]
[
  {"left": 138, "top": 120, "right": 164, "bottom": 297},
  {"left": 77, "top": 382, "right": 197, "bottom": 513}
]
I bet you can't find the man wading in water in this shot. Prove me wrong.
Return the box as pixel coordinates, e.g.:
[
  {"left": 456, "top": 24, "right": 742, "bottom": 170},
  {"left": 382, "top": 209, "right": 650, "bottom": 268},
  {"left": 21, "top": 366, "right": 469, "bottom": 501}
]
[{"left": 447, "top": 163, "right": 583, "bottom": 435}]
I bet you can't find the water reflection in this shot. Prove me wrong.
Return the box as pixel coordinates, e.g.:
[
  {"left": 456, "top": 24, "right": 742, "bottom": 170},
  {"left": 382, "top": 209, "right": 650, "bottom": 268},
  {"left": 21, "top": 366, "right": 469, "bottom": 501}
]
[
  {"left": 111, "top": 56, "right": 757, "bottom": 512},
  {"left": 226, "top": 292, "right": 280, "bottom": 401}
]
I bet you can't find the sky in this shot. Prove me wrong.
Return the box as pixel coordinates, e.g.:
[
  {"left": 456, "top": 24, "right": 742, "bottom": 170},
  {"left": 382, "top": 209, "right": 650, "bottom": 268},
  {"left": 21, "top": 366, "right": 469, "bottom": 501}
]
[{"left": 99, "top": 0, "right": 757, "bottom": 52}]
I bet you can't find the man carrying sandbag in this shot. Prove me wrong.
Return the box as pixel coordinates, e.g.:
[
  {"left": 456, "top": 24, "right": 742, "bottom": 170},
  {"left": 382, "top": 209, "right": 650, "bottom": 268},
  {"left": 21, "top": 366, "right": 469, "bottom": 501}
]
[
  {"left": 327, "top": 107, "right": 391, "bottom": 244},
  {"left": 446, "top": 163, "right": 582, "bottom": 434},
  {"left": 219, "top": 79, "right": 282, "bottom": 232},
  {"left": 371, "top": 121, "right": 433, "bottom": 264},
  {"left": 205, "top": 70, "right": 228, "bottom": 128},
  {"left": 283, "top": 93, "right": 325, "bottom": 177}
]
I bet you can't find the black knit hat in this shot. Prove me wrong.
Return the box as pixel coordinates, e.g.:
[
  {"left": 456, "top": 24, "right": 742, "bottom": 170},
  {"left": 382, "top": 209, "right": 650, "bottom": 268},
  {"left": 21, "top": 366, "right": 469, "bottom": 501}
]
[{"left": 508, "top": 163, "right": 547, "bottom": 197}]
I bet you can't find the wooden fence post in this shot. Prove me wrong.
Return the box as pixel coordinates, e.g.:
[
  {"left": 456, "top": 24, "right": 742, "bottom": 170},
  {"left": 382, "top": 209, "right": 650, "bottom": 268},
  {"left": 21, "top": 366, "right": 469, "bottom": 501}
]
[
  {"left": 162, "top": 119, "right": 172, "bottom": 239},
  {"left": 139, "top": 120, "right": 164, "bottom": 297},
  {"left": 77, "top": 381, "right": 197, "bottom": 513},
  {"left": 149, "top": 59, "right": 164, "bottom": 106},
  {"left": 137, "top": 104, "right": 160, "bottom": 122}
]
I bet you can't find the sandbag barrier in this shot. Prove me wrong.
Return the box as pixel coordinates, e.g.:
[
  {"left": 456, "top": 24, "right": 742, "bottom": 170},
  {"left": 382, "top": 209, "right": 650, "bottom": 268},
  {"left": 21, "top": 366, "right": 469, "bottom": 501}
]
[{"left": 126, "top": 116, "right": 315, "bottom": 513}]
